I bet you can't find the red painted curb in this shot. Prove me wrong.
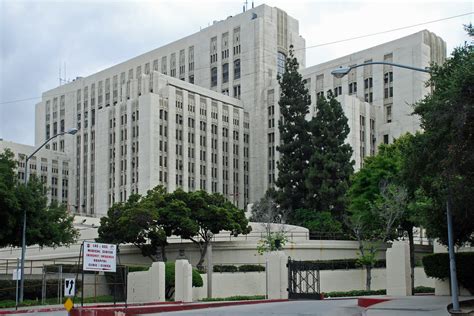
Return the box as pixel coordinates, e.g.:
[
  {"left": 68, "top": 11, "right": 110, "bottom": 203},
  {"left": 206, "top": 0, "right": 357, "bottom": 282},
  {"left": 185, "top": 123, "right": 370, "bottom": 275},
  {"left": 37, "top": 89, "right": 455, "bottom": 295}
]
[
  {"left": 357, "top": 297, "right": 391, "bottom": 308},
  {"left": 0, "top": 301, "right": 182, "bottom": 315},
  {"left": 70, "top": 299, "right": 288, "bottom": 316},
  {"left": 0, "top": 307, "right": 64, "bottom": 314}
]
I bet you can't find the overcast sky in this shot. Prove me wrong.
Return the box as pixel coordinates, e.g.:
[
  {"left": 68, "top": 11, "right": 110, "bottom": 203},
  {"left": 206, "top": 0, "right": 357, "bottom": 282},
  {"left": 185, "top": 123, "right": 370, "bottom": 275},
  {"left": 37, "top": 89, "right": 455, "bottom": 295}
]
[{"left": 0, "top": 0, "right": 472, "bottom": 146}]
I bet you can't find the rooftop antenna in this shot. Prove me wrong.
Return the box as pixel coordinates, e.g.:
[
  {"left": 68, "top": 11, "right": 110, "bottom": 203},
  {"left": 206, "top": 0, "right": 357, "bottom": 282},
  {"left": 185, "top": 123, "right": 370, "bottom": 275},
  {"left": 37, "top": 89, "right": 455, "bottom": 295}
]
[
  {"left": 243, "top": 0, "right": 248, "bottom": 12},
  {"left": 59, "top": 61, "right": 70, "bottom": 86}
]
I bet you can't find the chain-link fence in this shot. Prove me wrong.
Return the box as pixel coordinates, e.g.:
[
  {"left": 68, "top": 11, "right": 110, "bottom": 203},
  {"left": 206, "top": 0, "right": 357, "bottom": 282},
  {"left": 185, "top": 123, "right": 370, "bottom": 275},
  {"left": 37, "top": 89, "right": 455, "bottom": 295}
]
[{"left": 0, "top": 259, "right": 129, "bottom": 307}]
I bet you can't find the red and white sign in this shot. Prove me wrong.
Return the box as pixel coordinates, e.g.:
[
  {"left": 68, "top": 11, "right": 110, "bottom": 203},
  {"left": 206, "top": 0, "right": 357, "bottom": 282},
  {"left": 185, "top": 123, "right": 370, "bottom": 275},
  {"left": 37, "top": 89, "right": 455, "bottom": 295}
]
[{"left": 83, "top": 241, "right": 117, "bottom": 272}]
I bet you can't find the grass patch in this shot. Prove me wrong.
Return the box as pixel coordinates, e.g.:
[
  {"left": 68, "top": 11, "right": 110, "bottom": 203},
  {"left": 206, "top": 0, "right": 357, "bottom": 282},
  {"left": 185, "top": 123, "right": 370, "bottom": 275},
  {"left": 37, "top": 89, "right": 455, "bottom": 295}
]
[
  {"left": 0, "top": 295, "right": 115, "bottom": 309},
  {"left": 200, "top": 295, "right": 266, "bottom": 302}
]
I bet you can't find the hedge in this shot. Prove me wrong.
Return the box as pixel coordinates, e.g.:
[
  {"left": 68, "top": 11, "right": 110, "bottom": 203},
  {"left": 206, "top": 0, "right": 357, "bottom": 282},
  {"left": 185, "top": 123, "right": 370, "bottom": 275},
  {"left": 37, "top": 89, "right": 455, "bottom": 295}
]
[
  {"left": 422, "top": 252, "right": 474, "bottom": 294},
  {"left": 213, "top": 265, "right": 238, "bottom": 273},
  {"left": 238, "top": 265, "right": 265, "bottom": 272},
  {"left": 0, "top": 280, "right": 62, "bottom": 301},
  {"left": 304, "top": 259, "right": 386, "bottom": 270}
]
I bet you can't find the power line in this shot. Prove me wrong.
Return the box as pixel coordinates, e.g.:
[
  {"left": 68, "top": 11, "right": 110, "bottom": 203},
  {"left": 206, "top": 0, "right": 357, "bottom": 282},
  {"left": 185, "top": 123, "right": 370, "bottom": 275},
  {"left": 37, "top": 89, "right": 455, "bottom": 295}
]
[{"left": 0, "top": 11, "right": 471, "bottom": 106}]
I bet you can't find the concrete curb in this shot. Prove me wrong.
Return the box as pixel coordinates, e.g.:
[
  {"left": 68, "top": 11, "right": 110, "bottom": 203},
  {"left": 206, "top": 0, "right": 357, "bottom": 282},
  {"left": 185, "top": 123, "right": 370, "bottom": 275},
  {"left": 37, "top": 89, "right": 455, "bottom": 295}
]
[{"left": 70, "top": 299, "right": 288, "bottom": 316}]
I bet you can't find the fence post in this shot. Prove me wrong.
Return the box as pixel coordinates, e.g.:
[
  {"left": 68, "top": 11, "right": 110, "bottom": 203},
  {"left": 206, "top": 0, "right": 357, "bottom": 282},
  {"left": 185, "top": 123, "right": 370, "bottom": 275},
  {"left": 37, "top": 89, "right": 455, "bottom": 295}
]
[
  {"left": 15, "top": 258, "right": 19, "bottom": 310},
  {"left": 59, "top": 265, "right": 63, "bottom": 304},
  {"left": 41, "top": 266, "right": 46, "bottom": 305}
]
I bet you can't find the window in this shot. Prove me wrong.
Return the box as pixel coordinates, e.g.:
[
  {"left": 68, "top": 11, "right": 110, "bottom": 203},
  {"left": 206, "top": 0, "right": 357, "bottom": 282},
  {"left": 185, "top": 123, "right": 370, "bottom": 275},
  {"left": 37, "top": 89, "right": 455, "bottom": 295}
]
[
  {"left": 386, "top": 105, "right": 392, "bottom": 123},
  {"left": 189, "top": 75, "right": 194, "bottom": 84},
  {"left": 233, "top": 59, "right": 240, "bottom": 80},
  {"left": 348, "top": 82, "right": 357, "bottom": 95},
  {"left": 384, "top": 134, "right": 389, "bottom": 144},
  {"left": 233, "top": 85, "right": 241, "bottom": 100},
  {"left": 364, "top": 77, "right": 373, "bottom": 89},
  {"left": 211, "top": 67, "right": 218, "bottom": 87},
  {"left": 277, "top": 52, "right": 286, "bottom": 76},
  {"left": 222, "top": 63, "right": 229, "bottom": 83}
]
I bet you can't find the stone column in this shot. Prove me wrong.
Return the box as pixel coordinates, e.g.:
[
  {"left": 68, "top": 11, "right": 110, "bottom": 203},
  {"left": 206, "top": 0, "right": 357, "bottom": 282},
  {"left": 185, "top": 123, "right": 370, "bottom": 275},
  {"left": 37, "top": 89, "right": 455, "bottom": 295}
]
[
  {"left": 386, "top": 241, "right": 412, "bottom": 296},
  {"left": 175, "top": 259, "right": 193, "bottom": 302},
  {"left": 266, "top": 251, "right": 288, "bottom": 299}
]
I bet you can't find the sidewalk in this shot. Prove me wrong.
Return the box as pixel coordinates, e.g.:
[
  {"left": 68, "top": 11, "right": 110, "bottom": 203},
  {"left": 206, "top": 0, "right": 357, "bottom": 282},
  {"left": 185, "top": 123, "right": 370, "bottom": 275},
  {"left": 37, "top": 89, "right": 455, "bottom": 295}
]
[{"left": 365, "top": 295, "right": 474, "bottom": 316}]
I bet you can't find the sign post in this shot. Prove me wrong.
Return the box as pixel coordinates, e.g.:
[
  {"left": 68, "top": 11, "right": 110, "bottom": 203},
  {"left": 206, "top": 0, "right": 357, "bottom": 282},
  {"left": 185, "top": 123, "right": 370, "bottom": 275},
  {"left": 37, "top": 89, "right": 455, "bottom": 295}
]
[
  {"left": 64, "top": 278, "right": 76, "bottom": 297},
  {"left": 81, "top": 241, "right": 117, "bottom": 306},
  {"left": 83, "top": 241, "right": 117, "bottom": 272}
]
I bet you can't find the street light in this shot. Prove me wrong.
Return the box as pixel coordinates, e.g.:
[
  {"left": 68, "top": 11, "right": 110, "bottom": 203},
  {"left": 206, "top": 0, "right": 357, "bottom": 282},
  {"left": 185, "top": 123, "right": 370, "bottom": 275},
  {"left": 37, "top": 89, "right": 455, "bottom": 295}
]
[
  {"left": 19, "top": 127, "right": 78, "bottom": 302},
  {"left": 331, "top": 61, "right": 459, "bottom": 311},
  {"left": 330, "top": 61, "right": 430, "bottom": 78}
]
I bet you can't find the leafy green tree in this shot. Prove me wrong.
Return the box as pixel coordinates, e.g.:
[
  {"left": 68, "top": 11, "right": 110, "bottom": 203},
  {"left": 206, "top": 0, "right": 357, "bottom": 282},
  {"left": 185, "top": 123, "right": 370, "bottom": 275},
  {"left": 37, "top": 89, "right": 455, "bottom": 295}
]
[
  {"left": 347, "top": 135, "right": 417, "bottom": 290},
  {"left": 98, "top": 187, "right": 251, "bottom": 269},
  {"left": 404, "top": 37, "right": 474, "bottom": 246},
  {"left": 292, "top": 209, "right": 343, "bottom": 234},
  {"left": 180, "top": 190, "right": 251, "bottom": 269},
  {"left": 0, "top": 149, "right": 78, "bottom": 248},
  {"left": 97, "top": 193, "right": 167, "bottom": 261},
  {"left": 98, "top": 186, "right": 197, "bottom": 262},
  {"left": 305, "top": 94, "right": 353, "bottom": 219},
  {"left": 276, "top": 45, "right": 312, "bottom": 214}
]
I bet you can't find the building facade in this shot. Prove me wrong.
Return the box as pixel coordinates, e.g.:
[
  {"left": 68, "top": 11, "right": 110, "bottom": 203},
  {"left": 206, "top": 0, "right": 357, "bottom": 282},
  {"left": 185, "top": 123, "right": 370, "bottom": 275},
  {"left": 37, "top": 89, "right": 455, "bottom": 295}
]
[
  {"left": 0, "top": 140, "right": 70, "bottom": 205},
  {"left": 31, "top": 4, "right": 446, "bottom": 216}
]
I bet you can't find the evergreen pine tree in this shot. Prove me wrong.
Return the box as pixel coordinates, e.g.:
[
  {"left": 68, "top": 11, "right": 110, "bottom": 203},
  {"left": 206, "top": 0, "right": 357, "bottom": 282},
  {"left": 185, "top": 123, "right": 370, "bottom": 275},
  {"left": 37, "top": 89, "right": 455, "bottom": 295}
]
[
  {"left": 276, "top": 46, "right": 312, "bottom": 213},
  {"left": 305, "top": 94, "right": 354, "bottom": 218}
]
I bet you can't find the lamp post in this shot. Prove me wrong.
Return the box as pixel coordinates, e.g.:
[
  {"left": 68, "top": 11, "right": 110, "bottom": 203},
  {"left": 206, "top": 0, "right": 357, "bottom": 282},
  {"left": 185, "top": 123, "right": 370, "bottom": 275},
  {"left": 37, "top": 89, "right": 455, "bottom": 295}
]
[
  {"left": 331, "top": 61, "right": 459, "bottom": 311},
  {"left": 330, "top": 61, "right": 430, "bottom": 78},
  {"left": 19, "top": 127, "right": 78, "bottom": 303}
]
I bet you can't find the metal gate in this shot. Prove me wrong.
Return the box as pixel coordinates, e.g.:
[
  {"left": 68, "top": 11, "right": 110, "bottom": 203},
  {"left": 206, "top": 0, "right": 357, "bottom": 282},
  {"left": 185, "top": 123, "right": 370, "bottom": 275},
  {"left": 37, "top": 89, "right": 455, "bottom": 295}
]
[{"left": 287, "top": 258, "right": 321, "bottom": 299}]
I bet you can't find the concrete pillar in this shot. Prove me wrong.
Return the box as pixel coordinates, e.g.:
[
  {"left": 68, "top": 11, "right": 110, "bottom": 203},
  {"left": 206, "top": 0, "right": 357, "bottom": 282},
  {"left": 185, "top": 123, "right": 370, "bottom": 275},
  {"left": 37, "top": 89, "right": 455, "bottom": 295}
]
[
  {"left": 386, "top": 241, "right": 412, "bottom": 296},
  {"left": 265, "top": 251, "right": 288, "bottom": 299},
  {"left": 127, "top": 261, "right": 165, "bottom": 303},
  {"left": 175, "top": 259, "right": 193, "bottom": 302}
]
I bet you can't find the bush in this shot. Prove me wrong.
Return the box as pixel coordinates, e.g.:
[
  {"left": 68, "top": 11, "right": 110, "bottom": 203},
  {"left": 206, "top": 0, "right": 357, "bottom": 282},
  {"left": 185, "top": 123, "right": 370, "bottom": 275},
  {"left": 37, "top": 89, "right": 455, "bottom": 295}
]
[
  {"left": 213, "top": 265, "right": 238, "bottom": 273},
  {"left": 422, "top": 252, "right": 474, "bottom": 294},
  {"left": 0, "top": 280, "right": 62, "bottom": 301},
  {"left": 301, "top": 259, "right": 385, "bottom": 270},
  {"left": 200, "top": 295, "right": 266, "bottom": 302},
  {"left": 324, "top": 289, "right": 386, "bottom": 297},
  {"left": 238, "top": 265, "right": 265, "bottom": 272},
  {"left": 414, "top": 286, "right": 435, "bottom": 294},
  {"left": 164, "top": 262, "right": 203, "bottom": 300}
]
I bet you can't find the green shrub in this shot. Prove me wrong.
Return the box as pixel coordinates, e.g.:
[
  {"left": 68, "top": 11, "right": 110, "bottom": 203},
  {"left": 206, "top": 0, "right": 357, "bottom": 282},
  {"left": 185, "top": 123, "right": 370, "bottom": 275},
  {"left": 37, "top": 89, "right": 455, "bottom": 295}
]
[
  {"left": 324, "top": 289, "right": 386, "bottom": 297},
  {"left": 164, "top": 262, "right": 203, "bottom": 299},
  {"left": 213, "top": 265, "right": 238, "bottom": 273},
  {"left": 0, "top": 280, "right": 62, "bottom": 301},
  {"left": 422, "top": 252, "right": 474, "bottom": 294},
  {"left": 414, "top": 286, "right": 435, "bottom": 294},
  {"left": 200, "top": 295, "right": 265, "bottom": 302},
  {"left": 302, "top": 259, "right": 385, "bottom": 270},
  {"left": 238, "top": 265, "right": 265, "bottom": 272}
]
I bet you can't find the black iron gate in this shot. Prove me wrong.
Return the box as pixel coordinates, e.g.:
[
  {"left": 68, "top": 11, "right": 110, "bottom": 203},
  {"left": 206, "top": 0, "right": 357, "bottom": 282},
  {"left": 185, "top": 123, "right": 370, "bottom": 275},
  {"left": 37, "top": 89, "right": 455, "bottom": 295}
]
[{"left": 287, "top": 258, "right": 321, "bottom": 299}]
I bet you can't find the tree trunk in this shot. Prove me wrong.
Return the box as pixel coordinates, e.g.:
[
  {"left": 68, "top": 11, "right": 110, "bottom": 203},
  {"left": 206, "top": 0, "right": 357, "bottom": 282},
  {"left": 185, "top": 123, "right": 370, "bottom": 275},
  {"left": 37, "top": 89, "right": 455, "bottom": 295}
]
[
  {"left": 196, "top": 242, "right": 208, "bottom": 270},
  {"left": 365, "top": 265, "right": 372, "bottom": 291},
  {"left": 160, "top": 244, "right": 167, "bottom": 262},
  {"left": 407, "top": 226, "right": 415, "bottom": 293}
]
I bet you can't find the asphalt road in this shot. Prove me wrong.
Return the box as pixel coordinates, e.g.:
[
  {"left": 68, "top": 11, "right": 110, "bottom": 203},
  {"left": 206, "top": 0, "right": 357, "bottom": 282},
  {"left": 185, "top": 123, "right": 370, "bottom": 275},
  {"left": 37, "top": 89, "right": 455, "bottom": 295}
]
[{"left": 152, "top": 299, "right": 363, "bottom": 316}]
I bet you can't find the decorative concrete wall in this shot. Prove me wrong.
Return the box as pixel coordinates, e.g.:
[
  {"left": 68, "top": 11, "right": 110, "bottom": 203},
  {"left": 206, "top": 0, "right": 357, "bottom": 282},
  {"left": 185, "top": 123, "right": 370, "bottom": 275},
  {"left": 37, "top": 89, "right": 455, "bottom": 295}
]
[
  {"left": 127, "top": 262, "right": 165, "bottom": 303},
  {"left": 386, "top": 241, "right": 412, "bottom": 296},
  {"left": 192, "top": 267, "right": 434, "bottom": 300}
]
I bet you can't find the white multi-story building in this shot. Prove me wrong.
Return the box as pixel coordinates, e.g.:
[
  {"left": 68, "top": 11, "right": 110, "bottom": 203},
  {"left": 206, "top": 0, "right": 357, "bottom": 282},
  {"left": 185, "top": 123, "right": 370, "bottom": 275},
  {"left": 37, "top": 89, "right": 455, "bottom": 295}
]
[
  {"left": 0, "top": 140, "right": 70, "bottom": 205},
  {"left": 31, "top": 4, "right": 446, "bottom": 216}
]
